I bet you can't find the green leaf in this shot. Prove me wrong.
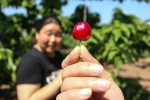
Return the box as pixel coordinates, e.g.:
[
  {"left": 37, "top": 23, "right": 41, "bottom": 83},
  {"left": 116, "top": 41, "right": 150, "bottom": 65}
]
[
  {"left": 11, "top": 72, "right": 16, "bottom": 82},
  {"left": 121, "top": 24, "right": 130, "bottom": 38},
  {"left": 21, "top": 1, "right": 35, "bottom": 8},
  {"left": 21, "top": 1, "right": 28, "bottom": 7},
  {"left": 113, "top": 20, "right": 120, "bottom": 28},
  {"left": 112, "top": 29, "right": 122, "bottom": 42},
  {"left": 114, "top": 56, "right": 123, "bottom": 68},
  {"left": 88, "top": 38, "right": 98, "bottom": 44},
  {"left": 101, "top": 49, "right": 109, "bottom": 59},
  {"left": 127, "top": 24, "right": 136, "bottom": 35},
  {"left": 102, "top": 25, "right": 113, "bottom": 34},
  {"left": 92, "top": 29, "right": 102, "bottom": 39},
  {"left": 142, "top": 35, "right": 150, "bottom": 46},
  {"left": 0, "top": 0, "right": 11, "bottom": 8},
  {"left": 107, "top": 50, "right": 119, "bottom": 62},
  {"left": 120, "top": 36, "right": 128, "bottom": 43},
  {"left": 122, "top": 49, "right": 132, "bottom": 63}
]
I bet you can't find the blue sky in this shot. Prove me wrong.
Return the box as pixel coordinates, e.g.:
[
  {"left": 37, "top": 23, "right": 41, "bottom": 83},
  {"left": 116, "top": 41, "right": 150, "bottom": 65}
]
[{"left": 2, "top": 0, "right": 150, "bottom": 24}]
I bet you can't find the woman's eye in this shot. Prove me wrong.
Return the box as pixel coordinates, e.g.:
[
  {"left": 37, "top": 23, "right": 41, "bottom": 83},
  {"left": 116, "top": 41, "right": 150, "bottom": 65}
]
[
  {"left": 55, "top": 33, "right": 62, "bottom": 37},
  {"left": 45, "top": 30, "right": 62, "bottom": 37},
  {"left": 46, "top": 32, "right": 52, "bottom": 36}
]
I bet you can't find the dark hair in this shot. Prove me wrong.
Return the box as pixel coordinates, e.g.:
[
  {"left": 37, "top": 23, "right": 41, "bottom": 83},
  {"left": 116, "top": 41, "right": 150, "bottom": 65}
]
[
  {"left": 36, "top": 15, "right": 63, "bottom": 32},
  {"left": 31, "top": 15, "right": 63, "bottom": 47}
]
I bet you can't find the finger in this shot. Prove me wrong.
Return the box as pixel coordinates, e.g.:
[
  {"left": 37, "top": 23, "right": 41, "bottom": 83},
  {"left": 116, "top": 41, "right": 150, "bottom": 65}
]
[
  {"left": 62, "top": 63, "right": 103, "bottom": 79},
  {"left": 61, "top": 77, "right": 110, "bottom": 92},
  {"left": 62, "top": 61, "right": 113, "bottom": 82},
  {"left": 81, "top": 45, "right": 99, "bottom": 64},
  {"left": 81, "top": 45, "right": 114, "bottom": 81},
  {"left": 62, "top": 46, "right": 80, "bottom": 68},
  {"left": 56, "top": 88, "right": 92, "bottom": 100}
]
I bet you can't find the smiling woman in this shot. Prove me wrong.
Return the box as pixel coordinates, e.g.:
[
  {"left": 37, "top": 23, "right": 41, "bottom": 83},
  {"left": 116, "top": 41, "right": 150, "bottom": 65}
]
[{"left": 16, "top": 15, "right": 64, "bottom": 100}]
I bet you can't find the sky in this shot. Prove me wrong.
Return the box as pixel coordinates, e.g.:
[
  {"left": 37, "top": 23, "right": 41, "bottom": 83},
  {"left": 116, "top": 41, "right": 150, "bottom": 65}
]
[{"left": 2, "top": 0, "right": 150, "bottom": 24}]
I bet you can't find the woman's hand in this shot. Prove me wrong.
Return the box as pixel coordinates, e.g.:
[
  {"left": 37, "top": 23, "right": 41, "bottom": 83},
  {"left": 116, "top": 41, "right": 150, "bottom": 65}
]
[
  {"left": 55, "top": 70, "right": 62, "bottom": 85},
  {"left": 56, "top": 45, "right": 124, "bottom": 100}
]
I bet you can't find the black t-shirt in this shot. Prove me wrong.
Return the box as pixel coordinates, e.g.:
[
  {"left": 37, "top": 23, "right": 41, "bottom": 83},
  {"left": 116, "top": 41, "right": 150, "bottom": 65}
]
[{"left": 16, "top": 48, "right": 64, "bottom": 99}]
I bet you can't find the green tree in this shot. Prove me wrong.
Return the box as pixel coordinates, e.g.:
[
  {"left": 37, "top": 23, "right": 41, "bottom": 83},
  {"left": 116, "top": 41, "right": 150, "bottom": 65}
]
[{"left": 84, "top": 7, "right": 150, "bottom": 68}]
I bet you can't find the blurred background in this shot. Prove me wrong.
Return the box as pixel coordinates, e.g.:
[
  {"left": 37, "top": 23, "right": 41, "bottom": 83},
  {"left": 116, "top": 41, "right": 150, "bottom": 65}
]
[{"left": 0, "top": 0, "right": 150, "bottom": 100}]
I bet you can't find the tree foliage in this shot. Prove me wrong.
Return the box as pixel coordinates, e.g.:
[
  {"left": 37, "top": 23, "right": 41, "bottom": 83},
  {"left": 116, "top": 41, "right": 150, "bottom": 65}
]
[{"left": 84, "top": 8, "right": 150, "bottom": 68}]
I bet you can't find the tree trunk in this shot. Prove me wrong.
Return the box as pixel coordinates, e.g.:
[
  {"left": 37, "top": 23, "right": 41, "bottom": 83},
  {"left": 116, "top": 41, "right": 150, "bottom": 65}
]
[{"left": 83, "top": 0, "right": 87, "bottom": 22}]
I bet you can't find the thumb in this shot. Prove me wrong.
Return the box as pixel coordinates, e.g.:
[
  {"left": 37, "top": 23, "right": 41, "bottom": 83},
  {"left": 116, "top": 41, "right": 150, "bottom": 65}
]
[{"left": 81, "top": 45, "right": 99, "bottom": 64}]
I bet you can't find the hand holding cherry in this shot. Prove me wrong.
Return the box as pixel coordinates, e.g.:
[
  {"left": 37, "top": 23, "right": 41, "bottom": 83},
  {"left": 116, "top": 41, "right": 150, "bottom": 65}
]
[{"left": 56, "top": 22, "right": 124, "bottom": 100}]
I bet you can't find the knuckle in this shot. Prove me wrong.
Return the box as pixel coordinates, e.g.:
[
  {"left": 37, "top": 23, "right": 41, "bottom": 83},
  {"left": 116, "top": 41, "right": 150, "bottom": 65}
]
[
  {"left": 76, "top": 62, "right": 89, "bottom": 76},
  {"left": 62, "top": 55, "right": 71, "bottom": 68},
  {"left": 62, "top": 68, "right": 67, "bottom": 80},
  {"left": 61, "top": 78, "right": 70, "bottom": 92},
  {"left": 83, "top": 77, "right": 93, "bottom": 86},
  {"left": 66, "top": 91, "right": 75, "bottom": 100}
]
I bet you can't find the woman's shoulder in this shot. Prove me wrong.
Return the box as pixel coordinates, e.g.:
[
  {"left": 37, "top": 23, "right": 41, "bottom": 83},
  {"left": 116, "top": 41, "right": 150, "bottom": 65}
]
[
  {"left": 21, "top": 48, "right": 43, "bottom": 61},
  {"left": 25, "top": 48, "right": 42, "bottom": 56},
  {"left": 17, "top": 48, "right": 43, "bottom": 72}
]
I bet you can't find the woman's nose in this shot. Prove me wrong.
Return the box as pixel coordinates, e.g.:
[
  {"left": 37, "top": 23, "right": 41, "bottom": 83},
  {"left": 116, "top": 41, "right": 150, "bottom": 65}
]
[{"left": 49, "top": 35, "right": 56, "bottom": 42}]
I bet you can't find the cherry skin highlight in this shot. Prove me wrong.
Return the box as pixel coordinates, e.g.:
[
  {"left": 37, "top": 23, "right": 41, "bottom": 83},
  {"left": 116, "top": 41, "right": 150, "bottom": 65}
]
[{"left": 72, "top": 22, "right": 91, "bottom": 41}]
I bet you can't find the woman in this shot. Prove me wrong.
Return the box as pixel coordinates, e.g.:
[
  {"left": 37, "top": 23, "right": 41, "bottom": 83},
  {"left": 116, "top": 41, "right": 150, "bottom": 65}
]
[{"left": 16, "top": 15, "right": 64, "bottom": 100}]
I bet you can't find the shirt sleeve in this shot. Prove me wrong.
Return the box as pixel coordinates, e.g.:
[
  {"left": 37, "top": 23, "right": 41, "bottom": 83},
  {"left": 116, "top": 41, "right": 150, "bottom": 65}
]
[{"left": 16, "top": 53, "right": 42, "bottom": 85}]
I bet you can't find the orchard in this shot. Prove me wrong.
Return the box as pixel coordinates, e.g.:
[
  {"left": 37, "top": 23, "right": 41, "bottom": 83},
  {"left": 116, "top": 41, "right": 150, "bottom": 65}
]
[{"left": 0, "top": 0, "right": 150, "bottom": 100}]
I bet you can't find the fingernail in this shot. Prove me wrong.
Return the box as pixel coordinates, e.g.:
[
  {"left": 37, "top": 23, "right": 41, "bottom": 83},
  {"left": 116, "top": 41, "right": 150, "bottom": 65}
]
[
  {"left": 89, "top": 64, "right": 102, "bottom": 74},
  {"left": 95, "top": 79, "right": 110, "bottom": 90},
  {"left": 78, "top": 88, "right": 91, "bottom": 97}
]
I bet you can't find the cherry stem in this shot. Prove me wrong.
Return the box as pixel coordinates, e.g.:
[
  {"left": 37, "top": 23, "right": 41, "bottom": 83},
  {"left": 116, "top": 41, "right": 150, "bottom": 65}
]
[
  {"left": 79, "top": 40, "right": 82, "bottom": 62},
  {"left": 79, "top": 40, "right": 82, "bottom": 46}
]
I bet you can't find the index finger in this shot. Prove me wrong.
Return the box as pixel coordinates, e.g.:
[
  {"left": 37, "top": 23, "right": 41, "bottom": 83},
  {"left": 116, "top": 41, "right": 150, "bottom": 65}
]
[{"left": 80, "top": 45, "right": 99, "bottom": 64}]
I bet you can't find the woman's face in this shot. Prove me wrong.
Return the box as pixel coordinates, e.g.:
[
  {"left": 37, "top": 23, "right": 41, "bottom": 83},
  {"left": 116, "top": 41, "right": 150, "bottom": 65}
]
[{"left": 36, "top": 23, "right": 62, "bottom": 55}]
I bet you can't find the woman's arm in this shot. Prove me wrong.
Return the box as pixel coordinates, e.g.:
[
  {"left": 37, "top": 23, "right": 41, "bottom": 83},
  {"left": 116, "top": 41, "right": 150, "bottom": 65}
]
[{"left": 17, "top": 71, "right": 62, "bottom": 100}]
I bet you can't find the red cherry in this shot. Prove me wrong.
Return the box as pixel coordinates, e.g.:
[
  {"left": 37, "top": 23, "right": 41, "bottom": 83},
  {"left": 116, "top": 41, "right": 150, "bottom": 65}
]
[{"left": 72, "top": 22, "right": 91, "bottom": 41}]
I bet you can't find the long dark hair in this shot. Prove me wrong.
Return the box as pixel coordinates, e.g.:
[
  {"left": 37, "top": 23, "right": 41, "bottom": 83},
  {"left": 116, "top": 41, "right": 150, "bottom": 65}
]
[{"left": 31, "top": 15, "right": 63, "bottom": 47}]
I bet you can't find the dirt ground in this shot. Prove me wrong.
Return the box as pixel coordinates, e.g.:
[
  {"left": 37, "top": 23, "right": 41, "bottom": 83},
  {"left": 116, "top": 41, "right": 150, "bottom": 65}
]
[{"left": 106, "top": 56, "right": 150, "bottom": 92}]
